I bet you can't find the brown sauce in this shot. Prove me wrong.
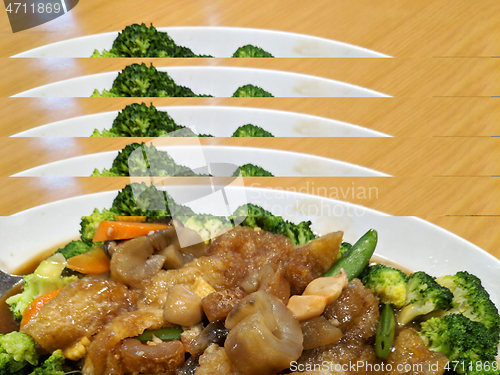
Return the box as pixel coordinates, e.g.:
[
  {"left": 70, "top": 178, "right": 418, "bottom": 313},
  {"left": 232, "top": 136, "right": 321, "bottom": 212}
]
[
  {"left": 0, "top": 284, "right": 22, "bottom": 334},
  {"left": 0, "top": 245, "right": 411, "bottom": 336},
  {"left": 0, "top": 243, "right": 70, "bottom": 334}
]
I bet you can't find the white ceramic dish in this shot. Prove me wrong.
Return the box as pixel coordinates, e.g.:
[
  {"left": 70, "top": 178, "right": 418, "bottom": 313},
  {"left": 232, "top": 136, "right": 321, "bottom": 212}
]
[
  {"left": 11, "top": 146, "right": 390, "bottom": 177},
  {"left": 12, "top": 106, "right": 390, "bottom": 137},
  {"left": 11, "top": 67, "right": 391, "bottom": 98},
  {"left": 1, "top": 186, "right": 499, "bottom": 308},
  {"left": 12, "top": 27, "right": 391, "bottom": 58}
]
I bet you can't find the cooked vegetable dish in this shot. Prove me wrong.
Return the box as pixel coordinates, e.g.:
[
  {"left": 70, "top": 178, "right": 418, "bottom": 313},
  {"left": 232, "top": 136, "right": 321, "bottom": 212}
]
[
  {"left": 1, "top": 184, "right": 499, "bottom": 375},
  {"left": 90, "top": 142, "right": 274, "bottom": 177},
  {"left": 91, "top": 63, "right": 274, "bottom": 98},
  {"left": 90, "top": 103, "right": 275, "bottom": 138},
  {"left": 91, "top": 24, "right": 274, "bottom": 59}
]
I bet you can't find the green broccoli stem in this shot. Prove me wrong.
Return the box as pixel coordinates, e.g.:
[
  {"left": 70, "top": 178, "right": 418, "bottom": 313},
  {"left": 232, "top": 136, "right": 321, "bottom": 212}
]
[
  {"left": 324, "top": 229, "right": 378, "bottom": 280},
  {"left": 375, "top": 304, "right": 396, "bottom": 359}
]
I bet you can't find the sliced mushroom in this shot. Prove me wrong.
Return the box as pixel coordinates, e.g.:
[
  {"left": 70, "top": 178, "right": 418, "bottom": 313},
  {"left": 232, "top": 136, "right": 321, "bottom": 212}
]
[
  {"left": 224, "top": 291, "right": 303, "bottom": 375},
  {"left": 110, "top": 227, "right": 205, "bottom": 286}
]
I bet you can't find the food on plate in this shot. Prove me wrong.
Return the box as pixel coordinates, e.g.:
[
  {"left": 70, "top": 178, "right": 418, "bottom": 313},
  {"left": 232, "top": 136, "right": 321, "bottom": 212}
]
[
  {"left": 90, "top": 103, "right": 275, "bottom": 138},
  {"left": 90, "top": 23, "right": 274, "bottom": 58},
  {"left": 89, "top": 142, "right": 274, "bottom": 177},
  {"left": 230, "top": 163, "right": 274, "bottom": 177},
  {"left": 231, "top": 83, "right": 274, "bottom": 97},
  {"left": 91, "top": 63, "right": 212, "bottom": 98},
  {"left": 230, "top": 123, "right": 274, "bottom": 137},
  {"left": 232, "top": 44, "right": 274, "bottom": 58},
  {"left": 1, "top": 183, "right": 499, "bottom": 374},
  {"left": 91, "top": 103, "right": 211, "bottom": 138},
  {"left": 90, "top": 63, "right": 274, "bottom": 98}
]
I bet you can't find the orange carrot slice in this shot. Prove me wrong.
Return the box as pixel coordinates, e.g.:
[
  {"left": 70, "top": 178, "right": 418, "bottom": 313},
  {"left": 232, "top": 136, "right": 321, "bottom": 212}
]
[
  {"left": 21, "top": 288, "right": 62, "bottom": 328},
  {"left": 93, "top": 221, "right": 169, "bottom": 242},
  {"left": 66, "top": 247, "right": 110, "bottom": 275}
]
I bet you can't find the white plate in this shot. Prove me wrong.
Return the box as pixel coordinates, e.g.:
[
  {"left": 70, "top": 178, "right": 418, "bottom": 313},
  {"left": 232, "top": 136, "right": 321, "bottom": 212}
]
[
  {"left": 11, "top": 67, "right": 391, "bottom": 98},
  {"left": 11, "top": 145, "right": 390, "bottom": 177},
  {"left": 1, "top": 186, "right": 499, "bottom": 309},
  {"left": 12, "top": 106, "right": 390, "bottom": 137},
  {"left": 12, "top": 27, "right": 391, "bottom": 58}
]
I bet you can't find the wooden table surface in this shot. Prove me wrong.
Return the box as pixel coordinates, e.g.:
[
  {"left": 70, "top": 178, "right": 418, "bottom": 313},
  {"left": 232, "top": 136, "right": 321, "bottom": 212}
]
[
  {"left": 1, "top": 177, "right": 500, "bottom": 262},
  {"left": 0, "top": 137, "right": 498, "bottom": 178},
  {"left": 0, "top": 0, "right": 499, "bottom": 265},
  {"left": 2, "top": 97, "right": 500, "bottom": 137},
  {"left": 1, "top": 58, "right": 499, "bottom": 98},
  {"left": 0, "top": 0, "right": 499, "bottom": 58}
]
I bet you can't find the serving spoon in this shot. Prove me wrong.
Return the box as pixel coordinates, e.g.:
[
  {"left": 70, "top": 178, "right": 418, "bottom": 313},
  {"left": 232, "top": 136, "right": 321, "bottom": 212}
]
[{"left": 0, "top": 269, "right": 23, "bottom": 298}]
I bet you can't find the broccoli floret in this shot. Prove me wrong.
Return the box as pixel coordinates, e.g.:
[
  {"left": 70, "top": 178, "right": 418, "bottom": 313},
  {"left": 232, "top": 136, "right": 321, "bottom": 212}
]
[
  {"left": 6, "top": 254, "right": 78, "bottom": 321},
  {"left": 91, "top": 48, "right": 122, "bottom": 58},
  {"left": 230, "top": 204, "right": 316, "bottom": 245},
  {"left": 0, "top": 332, "right": 38, "bottom": 374},
  {"left": 29, "top": 350, "right": 66, "bottom": 375},
  {"left": 91, "top": 128, "right": 121, "bottom": 137},
  {"left": 80, "top": 207, "right": 118, "bottom": 245},
  {"left": 232, "top": 44, "right": 274, "bottom": 58},
  {"left": 91, "top": 88, "right": 120, "bottom": 97},
  {"left": 273, "top": 220, "right": 316, "bottom": 246},
  {"left": 397, "top": 271, "right": 453, "bottom": 325},
  {"left": 91, "top": 63, "right": 211, "bottom": 98},
  {"left": 91, "top": 23, "right": 211, "bottom": 58},
  {"left": 232, "top": 164, "right": 274, "bottom": 177},
  {"left": 111, "top": 102, "right": 163, "bottom": 137},
  {"left": 338, "top": 242, "right": 352, "bottom": 258},
  {"left": 136, "top": 143, "right": 201, "bottom": 177},
  {"left": 360, "top": 264, "right": 408, "bottom": 308},
  {"left": 91, "top": 103, "right": 199, "bottom": 138},
  {"left": 420, "top": 314, "right": 499, "bottom": 375},
  {"left": 231, "top": 204, "right": 283, "bottom": 232},
  {"left": 112, "top": 183, "right": 174, "bottom": 221},
  {"left": 112, "top": 63, "right": 169, "bottom": 97},
  {"left": 180, "top": 215, "right": 232, "bottom": 243},
  {"left": 54, "top": 240, "right": 91, "bottom": 260},
  {"left": 437, "top": 271, "right": 500, "bottom": 338},
  {"left": 111, "top": 23, "right": 158, "bottom": 57},
  {"left": 231, "top": 124, "right": 274, "bottom": 137},
  {"left": 232, "top": 84, "right": 274, "bottom": 97},
  {"left": 91, "top": 168, "right": 120, "bottom": 177},
  {"left": 91, "top": 143, "right": 202, "bottom": 177},
  {"left": 111, "top": 143, "right": 147, "bottom": 176}
]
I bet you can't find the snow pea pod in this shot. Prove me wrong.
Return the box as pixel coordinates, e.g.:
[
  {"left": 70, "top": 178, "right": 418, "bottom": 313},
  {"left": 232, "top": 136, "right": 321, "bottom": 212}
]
[
  {"left": 324, "top": 229, "right": 378, "bottom": 280},
  {"left": 375, "top": 303, "right": 396, "bottom": 359}
]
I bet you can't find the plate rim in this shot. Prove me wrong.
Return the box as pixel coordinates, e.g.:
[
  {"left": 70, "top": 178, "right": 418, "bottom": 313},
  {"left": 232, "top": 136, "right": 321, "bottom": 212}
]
[
  {"left": 11, "top": 26, "right": 392, "bottom": 58},
  {"left": 11, "top": 105, "right": 391, "bottom": 138}
]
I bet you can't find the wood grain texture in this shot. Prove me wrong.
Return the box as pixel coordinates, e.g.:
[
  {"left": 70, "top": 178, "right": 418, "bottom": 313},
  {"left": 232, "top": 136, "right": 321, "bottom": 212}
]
[
  {"left": 0, "top": 137, "right": 498, "bottom": 178},
  {"left": 1, "top": 177, "right": 499, "bottom": 260},
  {"left": 0, "top": 0, "right": 499, "bottom": 57},
  {"left": 2, "top": 97, "right": 500, "bottom": 137},
  {"left": 1, "top": 58, "right": 499, "bottom": 97}
]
